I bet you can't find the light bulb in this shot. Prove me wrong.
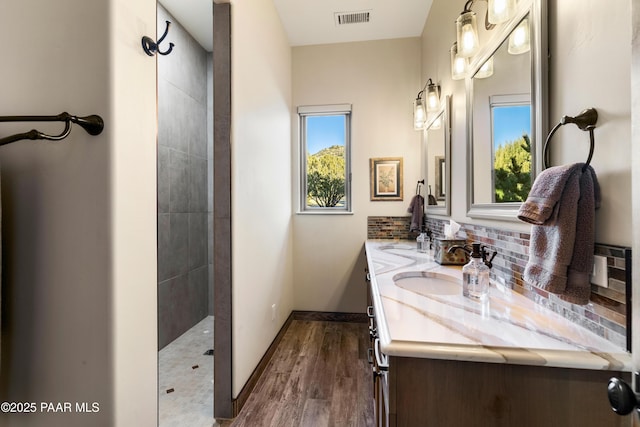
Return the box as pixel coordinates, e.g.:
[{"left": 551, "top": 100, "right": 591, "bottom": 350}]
[
  {"left": 508, "top": 18, "right": 530, "bottom": 54},
  {"left": 426, "top": 83, "right": 440, "bottom": 112},
  {"left": 488, "top": 0, "right": 515, "bottom": 24},
  {"left": 414, "top": 99, "right": 426, "bottom": 130},
  {"left": 460, "top": 24, "right": 478, "bottom": 55},
  {"left": 450, "top": 43, "right": 468, "bottom": 80},
  {"left": 475, "top": 57, "right": 494, "bottom": 79},
  {"left": 456, "top": 12, "right": 479, "bottom": 57}
]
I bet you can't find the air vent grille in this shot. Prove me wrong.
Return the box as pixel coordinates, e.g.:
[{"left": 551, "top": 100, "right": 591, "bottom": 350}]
[{"left": 334, "top": 11, "right": 371, "bottom": 26}]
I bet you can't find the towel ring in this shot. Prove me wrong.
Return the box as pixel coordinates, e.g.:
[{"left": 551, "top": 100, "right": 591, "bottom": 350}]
[{"left": 543, "top": 108, "right": 597, "bottom": 172}]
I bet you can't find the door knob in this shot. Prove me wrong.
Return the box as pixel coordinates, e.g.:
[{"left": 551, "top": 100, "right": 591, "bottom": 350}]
[{"left": 608, "top": 377, "right": 638, "bottom": 416}]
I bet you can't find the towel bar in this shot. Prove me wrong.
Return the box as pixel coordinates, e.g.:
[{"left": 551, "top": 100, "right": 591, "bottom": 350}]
[
  {"left": 0, "top": 112, "right": 104, "bottom": 146},
  {"left": 543, "top": 108, "right": 597, "bottom": 171}
]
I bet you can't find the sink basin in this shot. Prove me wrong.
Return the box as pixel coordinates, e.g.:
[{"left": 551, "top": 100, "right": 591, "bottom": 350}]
[{"left": 393, "top": 271, "right": 461, "bottom": 296}]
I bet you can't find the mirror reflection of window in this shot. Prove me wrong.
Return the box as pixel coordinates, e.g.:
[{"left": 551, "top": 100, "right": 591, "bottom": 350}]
[
  {"left": 470, "top": 13, "right": 532, "bottom": 206},
  {"left": 490, "top": 94, "right": 531, "bottom": 202}
]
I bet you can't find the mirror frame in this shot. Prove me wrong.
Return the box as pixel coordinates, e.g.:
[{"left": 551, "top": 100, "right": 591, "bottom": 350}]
[
  {"left": 465, "top": 0, "right": 548, "bottom": 220},
  {"left": 424, "top": 94, "right": 451, "bottom": 216}
]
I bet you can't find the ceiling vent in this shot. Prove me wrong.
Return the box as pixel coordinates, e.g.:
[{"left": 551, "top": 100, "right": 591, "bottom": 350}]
[{"left": 334, "top": 10, "right": 371, "bottom": 26}]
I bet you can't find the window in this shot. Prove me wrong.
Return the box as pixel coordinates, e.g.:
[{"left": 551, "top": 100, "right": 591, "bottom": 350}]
[{"left": 298, "top": 104, "right": 352, "bottom": 213}]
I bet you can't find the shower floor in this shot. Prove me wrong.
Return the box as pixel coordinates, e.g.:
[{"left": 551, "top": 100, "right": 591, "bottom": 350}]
[{"left": 159, "top": 315, "right": 214, "bottom": 427}]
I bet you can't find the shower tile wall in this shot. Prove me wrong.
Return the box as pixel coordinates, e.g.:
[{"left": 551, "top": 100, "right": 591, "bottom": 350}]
[
  {"left": 158, "top": 5, "right": 210, "bottom": 349},
  {"left": 207, "top": 56, "right": 214, "bottom": 317}
]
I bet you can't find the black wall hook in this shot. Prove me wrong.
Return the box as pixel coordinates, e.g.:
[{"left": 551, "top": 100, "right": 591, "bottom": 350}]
[{"left": 142, "top": 20, "right": 175, "bottom": 56}]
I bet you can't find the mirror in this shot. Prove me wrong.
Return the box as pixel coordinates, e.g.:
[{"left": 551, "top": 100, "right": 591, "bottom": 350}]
[
  {"left": 466, "top": 0, "right": 547, "bottom": 220},
  {"left": 424, "top": 95, "right": 451, "bottom": 216}
]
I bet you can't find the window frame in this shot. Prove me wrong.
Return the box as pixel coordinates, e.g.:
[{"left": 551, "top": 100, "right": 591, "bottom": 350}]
[{"left": 297, "top": 104, "right": 352, "bottom": 214}]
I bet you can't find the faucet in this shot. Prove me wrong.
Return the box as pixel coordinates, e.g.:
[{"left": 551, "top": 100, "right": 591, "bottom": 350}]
[
  {"left": 448, "top": 243, "right": 497, "bottom": 269},
  {"left": 425, "top": 228, "right": 433, "bottom": 249}
]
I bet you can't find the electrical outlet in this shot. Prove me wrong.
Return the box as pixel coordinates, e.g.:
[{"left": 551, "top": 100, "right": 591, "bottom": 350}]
[
  {"left": 591, "top": 255, "right": 608, "bottom": 288},
  {"left": 271, "top": 304, "right": 277, "bottom": 321}
]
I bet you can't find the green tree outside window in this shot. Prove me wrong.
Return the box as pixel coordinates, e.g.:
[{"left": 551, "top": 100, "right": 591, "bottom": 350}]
[
  {"left": 306, "top": 145, "right": 345, "bottom": 207},
  {"left": 494, "top": 134, "right": 531, "bottom": 202}
]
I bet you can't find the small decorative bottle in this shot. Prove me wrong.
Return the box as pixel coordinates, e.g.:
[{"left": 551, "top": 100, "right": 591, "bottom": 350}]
[
  {"left": 416, "top": 233, "right": 427, "bottom": 253},
  {"left": 461, "top": 243, "right": 490, "bottom": 301}
]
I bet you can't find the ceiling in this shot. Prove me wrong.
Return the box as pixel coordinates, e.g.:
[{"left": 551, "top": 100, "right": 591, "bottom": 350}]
[
  {"left": 273, "top": 0, "right": 433, "bottom": 46},
  {"left": 159, "top": 0, "right": 214, "bottom": 51},
  {"left": 159, "top": 0, "right": 433, "bottom": 52}
]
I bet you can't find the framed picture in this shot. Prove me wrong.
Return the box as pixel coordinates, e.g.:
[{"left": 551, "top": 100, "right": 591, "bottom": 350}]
[{"left": 370, "top": 157, "right": 403, "bottom": 201}]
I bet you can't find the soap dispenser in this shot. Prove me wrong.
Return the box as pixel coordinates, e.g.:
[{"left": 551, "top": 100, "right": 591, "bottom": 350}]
[
  {"left": 463, "top": 243, "right": 490, "bottom": 301},
  {"left": 450, "top": 243, "right": 490, "bottom": 301},
  {"left": 416, "top": 232, "right": 427, "bottom": 253}
]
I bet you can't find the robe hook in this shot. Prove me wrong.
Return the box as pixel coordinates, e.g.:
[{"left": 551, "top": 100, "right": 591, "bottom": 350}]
[{"left": 142, "top": 20, "right": 175, "bottom": 56}]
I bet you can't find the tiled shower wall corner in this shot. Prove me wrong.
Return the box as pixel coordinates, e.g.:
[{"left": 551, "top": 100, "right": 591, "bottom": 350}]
[
  {"left": 367, "top": 215, "right": 631, "bottom": 350},
  {"left": 207, "top": 56, "right": 214, "bottom": 317},
  {"left": 157, "top": 5, "right": 211, "bottom": 349}
]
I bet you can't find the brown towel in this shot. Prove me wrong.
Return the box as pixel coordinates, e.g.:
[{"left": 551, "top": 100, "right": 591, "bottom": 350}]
[
  {"left": 407, "top": 194, "right": 424, "bottom": 232},
  {"left": 518, "top": 163, "right": 600, "bottom": 305}
]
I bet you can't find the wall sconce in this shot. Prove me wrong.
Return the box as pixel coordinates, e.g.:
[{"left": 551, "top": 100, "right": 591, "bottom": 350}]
[
  {"left": 414, "top": 78, "right": 442, "bottom": 130},
  {"left": 450, "top": 42, "right": 468, "bottom": 80},
  {"left": 426, "top": 79, "right": 441, "bottom": 113},
  {"left": 456, "top": 3, "right": 480, "bottom": 57},
  {"left": 413, "top": 91, "right": 426, "bottom": 130},
  {"left": 508, "top": 17, "right": 530, "bottom": 54},
  {"left": 475, "top": 56, "right": 494, "bottom": 78}
]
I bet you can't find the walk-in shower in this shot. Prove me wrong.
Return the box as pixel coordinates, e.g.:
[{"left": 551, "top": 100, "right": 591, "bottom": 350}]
[{"left": 156, "top": 2, "right": 214, "bottom": 426}]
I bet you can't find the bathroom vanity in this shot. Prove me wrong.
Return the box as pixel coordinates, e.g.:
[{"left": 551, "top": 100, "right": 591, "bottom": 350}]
[{"left": 365, "top": 240, "right": 632, "bottom": 427}]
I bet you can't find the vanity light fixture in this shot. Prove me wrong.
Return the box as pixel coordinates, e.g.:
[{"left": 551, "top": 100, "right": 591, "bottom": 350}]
[
  {"left": 426, "top": 79, "right": 441, "bottom": 113},
  {"left": 413, "top": 90, "right": 427, "bottom": 130},
  {"left": 450, "top": 42, "right": 468, "bottom": 80},
  {"left": 475, "top": 56, "right": 494, "bottom": 78},
  {"left": 508, "top": 17, "right": 530, "bottom": 54}
]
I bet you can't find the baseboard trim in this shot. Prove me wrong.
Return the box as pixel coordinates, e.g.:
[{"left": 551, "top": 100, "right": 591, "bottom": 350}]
[
  {"left": 292, "top": 310, "right": 368, "bottom": 323},
  {"left": 231, "top": 310, "right": 366, "bottom": 417}
]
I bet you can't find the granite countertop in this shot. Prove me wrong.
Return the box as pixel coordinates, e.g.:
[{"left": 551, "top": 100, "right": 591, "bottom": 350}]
[{"left": 365, "top": 239, "right": 632, "bottom": 371}]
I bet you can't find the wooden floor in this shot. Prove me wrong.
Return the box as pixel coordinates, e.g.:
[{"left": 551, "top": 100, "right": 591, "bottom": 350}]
[{"left": 218, "top": 320, "right": 374, "bottom": 427}]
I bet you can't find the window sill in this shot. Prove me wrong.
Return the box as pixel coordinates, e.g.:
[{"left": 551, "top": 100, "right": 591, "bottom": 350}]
[{"left": 296, "top": 210, "right": 354, "bottom": 215}]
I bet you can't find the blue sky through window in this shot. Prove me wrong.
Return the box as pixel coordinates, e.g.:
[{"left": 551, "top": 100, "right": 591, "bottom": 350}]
[
  {"left": 306, "top": 115, "right": 345, "bottom": 155},
  {"left": 493, "top": 105, "right": 531, "bottom": 149}
]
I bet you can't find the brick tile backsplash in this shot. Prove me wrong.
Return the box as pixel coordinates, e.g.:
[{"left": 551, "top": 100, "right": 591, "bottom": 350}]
[
  {"left": 368, "top": 215, "right": 631, "bottom": 350},
  {"left": 367, "top": 216, "right": 419, "bottom": 240}
]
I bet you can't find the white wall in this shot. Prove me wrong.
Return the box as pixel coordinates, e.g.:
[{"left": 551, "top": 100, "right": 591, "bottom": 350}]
[
  {"left": 420, "top": 0, "right": 632, "bottom": 247},
  {"left": 230, "top": 0, "right": 295, "bottom": 398},
  {"left": 110, "top": 0, "right": 158, "bottom": 424},
  {"left": 292, "top": 38, "right": 422, "bottom": 312},
  {"left": 549, "top": 1, "right": 631, "bottom": 246},
  {"left": 0, "top": 0, "right": 157, "bottom": 426}
]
